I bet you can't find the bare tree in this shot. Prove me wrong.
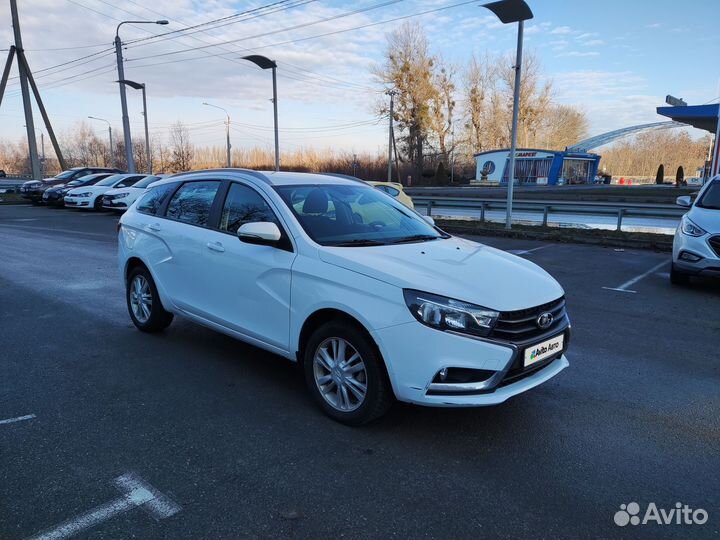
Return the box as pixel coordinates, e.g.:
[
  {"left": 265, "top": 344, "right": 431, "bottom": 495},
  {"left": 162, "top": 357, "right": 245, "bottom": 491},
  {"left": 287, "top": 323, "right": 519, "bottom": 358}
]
[
  {"left": 169, "top": 122, "right": 193, "bottom": 172},
  {"left": 374, "top": 21, "right": 437, "bottom": 179}
]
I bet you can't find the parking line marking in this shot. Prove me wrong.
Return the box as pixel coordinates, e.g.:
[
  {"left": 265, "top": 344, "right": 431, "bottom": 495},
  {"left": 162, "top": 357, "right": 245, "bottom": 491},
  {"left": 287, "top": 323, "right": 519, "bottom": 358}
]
[
  {"left": 26, "top": 472, "right": 180, "bottom": 540},
  {"left": 0, "top": 414, "right": 36, "bottom": 425},
  {"left": 602, "top": 260, "right": 667, "bottom": 294}
]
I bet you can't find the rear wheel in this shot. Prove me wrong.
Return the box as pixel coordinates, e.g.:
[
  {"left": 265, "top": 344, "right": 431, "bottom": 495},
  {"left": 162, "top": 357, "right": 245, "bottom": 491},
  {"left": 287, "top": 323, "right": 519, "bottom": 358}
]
[
  {"left": 670, "top": 264, "right": 690, "bottom": 285},
  {"left": 303, "top": 321, "right": 393, "bottom": 425},
  {"left": 126, "top": 267, "right": 173, "bottom": 332}
]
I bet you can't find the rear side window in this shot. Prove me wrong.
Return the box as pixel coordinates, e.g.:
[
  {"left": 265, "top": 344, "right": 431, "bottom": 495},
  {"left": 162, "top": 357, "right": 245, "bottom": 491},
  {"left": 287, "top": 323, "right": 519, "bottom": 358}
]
[
  {"left": 136, "top": 183, "right": 177, "bottom": 216},
  {"left": 220, "top": 183, "right": 278, "bottom": 234},
  {"left": 166, "top": 181, "right": 221, "bottom": 227}
]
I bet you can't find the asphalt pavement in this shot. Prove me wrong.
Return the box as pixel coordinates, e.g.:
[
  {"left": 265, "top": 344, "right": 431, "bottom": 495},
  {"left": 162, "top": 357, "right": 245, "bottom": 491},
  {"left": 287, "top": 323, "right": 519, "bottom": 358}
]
[{"left": 1, "top": 204, "right": 718, "bottom": 540}]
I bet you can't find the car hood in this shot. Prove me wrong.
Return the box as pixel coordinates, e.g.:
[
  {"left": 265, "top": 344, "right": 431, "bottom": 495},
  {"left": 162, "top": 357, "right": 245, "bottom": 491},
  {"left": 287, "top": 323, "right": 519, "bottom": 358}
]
[
  {"left": 318, "top": 236, "right": 564, "bottom": 311},
  {"left": 688, "top": 207, "right": 720, "bottom": 232}
]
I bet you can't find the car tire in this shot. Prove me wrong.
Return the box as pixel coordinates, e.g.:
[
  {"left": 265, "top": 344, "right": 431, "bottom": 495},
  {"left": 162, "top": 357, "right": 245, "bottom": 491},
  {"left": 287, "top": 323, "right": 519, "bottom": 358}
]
[
  {"left": 126, "top": 267, "right": 173, "bottom": 332},
  {"left": 93, "top": 196, "right": 103, "bottom": 211},
  {"left": 303, "top": 320, "right": 393, "bottom": 425},
  {"left": 670, "top": 264, "right": 690, "bottom": 285}
]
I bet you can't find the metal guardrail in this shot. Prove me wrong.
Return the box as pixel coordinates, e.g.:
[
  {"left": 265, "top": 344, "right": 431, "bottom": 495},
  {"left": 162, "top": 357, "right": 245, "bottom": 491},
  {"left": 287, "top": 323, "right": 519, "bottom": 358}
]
[{"left": 412, "top": 196, "right": 686, "bottom": 232}]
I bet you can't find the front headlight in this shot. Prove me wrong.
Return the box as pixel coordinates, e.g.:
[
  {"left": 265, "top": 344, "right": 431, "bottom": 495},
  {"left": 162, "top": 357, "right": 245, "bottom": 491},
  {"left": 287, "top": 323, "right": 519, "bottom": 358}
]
[
  {"left": 403, "top": 289, "right": 499, "bottom": 337},
  {"left": 72, "top": 192, "right": 93, "bottom": 198},
  {"left": 680, "top": 215, "right": 706, "bottom": 237},
  {"left": 113, "top": 193, "right": 129, "bottom": 199}
]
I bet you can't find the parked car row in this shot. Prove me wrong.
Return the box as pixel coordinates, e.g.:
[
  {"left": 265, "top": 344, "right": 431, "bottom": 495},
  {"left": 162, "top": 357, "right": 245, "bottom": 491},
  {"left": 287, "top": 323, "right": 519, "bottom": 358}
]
[
  {"left": 21, "top": 168, "right": 166, "bottom": 211},
  {"left": 20, "top": 169, "right": 417, "bottom": 213}
]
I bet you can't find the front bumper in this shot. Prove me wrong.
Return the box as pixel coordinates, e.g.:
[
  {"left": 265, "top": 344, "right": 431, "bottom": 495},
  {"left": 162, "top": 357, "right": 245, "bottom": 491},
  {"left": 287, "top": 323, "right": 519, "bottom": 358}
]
[
  {"left": 672, "top": 230, "right": 720, "bottom": 277},
  {"left": 64, "top": 197, "right": 90, "bottom": 207},
  {"left": 372, "top": 320, "right": 570, "bottom": 407},
  {"left": 102, "top": 196, "right": 128, "bottom": 210}
]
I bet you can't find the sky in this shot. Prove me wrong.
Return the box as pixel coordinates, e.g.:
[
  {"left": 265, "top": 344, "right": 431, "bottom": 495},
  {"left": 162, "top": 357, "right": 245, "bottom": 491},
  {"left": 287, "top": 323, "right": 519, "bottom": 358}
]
[{"left": 0, "top": 0, "right": 718, "bottom": 157}]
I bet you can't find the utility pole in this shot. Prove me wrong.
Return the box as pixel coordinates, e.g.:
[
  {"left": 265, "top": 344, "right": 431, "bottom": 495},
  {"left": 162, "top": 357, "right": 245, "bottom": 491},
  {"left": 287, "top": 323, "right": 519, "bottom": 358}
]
[
  {"left": 1, "top": 1, "right": 66, "bottom": 176},
  {"left": 505, "top": 20, "right": 524, "bottom": 229},
  {"left": 225, "top": 115, "right": 231, "bottom": 168},
  {"left": 89, "top": 116, "right": 115, "bottom": 168},
  {"left": 114, "top": 32, "right": 133, "bottom": 173},
  {"left": 10, "top": 0, "right": 40, "bottom": 179},
  {"left": 114, "top": 20, "right": 167, "bottom": 174},
  {"left": 271, "top": 65, "right": 279, "bottom": 172},
  {"left": 450, "top": 122, "right": 455, "bottom": 184},
  {"left": 386, "top": 89, "right": 397, "bottom": 183}
]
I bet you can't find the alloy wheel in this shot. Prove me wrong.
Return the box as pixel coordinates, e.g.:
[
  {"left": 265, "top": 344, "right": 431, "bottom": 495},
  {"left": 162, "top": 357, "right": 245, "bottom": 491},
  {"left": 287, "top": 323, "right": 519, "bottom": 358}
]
[
  {"left": 313, "top": 337, "right": 368, "bottom": 412},
  {"left": 130, "top": 275, "right": 152, "bottom": 323}
]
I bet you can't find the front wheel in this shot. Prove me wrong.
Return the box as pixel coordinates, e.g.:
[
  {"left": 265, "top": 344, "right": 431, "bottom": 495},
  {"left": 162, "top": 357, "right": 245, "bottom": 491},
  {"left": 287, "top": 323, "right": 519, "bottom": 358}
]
[
  {"left": 93, "top": 196, "right": 103, "bottom": 211},
  {"left": 126, "top": 267, "right": 173, "bottom": 332},
  {"left": 304, "top": 321, "right": 393, "bottom": 425},
  {"left": 670, "top": 263, "right": 690, "bottom": 285}
]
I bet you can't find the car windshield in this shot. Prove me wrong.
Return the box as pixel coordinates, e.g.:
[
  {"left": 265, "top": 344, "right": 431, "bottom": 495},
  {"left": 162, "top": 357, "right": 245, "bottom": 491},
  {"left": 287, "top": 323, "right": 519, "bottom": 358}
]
[
  {"left": 275, "top": 184, "right": 446, "bottom": 246},
  {"left": 133, "top": 176, "right": 162, "bottom": 189},
  {"left": 95, "top": 174, "right": 124, "bottom": 187},
  {"left": 55, "top": 170, "right": 79, "bottom": 180},
  {"left": 66, "top": 179, "right": 85, "bottom": 187},
  {"left": 696, "top": 181, "right": 720, "bottom": 210}
]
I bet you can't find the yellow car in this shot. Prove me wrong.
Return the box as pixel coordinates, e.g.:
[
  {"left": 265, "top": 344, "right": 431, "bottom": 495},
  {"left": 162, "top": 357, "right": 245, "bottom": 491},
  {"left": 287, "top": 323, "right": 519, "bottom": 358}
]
[{"left": 367, "top": 181, "right": 414, "bottom": 209}]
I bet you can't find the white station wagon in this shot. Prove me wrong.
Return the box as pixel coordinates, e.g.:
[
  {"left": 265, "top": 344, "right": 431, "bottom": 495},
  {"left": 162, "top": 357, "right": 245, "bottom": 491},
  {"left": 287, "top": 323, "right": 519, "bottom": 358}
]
[{"left": 118, "top": 169, "right": 570, "bottom": 424}]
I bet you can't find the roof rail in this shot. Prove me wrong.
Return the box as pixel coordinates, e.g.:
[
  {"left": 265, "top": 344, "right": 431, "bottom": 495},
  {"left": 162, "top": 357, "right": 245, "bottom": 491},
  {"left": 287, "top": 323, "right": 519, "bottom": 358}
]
[{"left": 168, "top": 168, "right": 272, "bottom": 184}]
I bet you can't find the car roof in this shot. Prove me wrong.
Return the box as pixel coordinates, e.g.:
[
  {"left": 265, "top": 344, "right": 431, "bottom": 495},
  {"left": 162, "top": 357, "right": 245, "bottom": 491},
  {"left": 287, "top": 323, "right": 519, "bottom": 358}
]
[{"left": 155, "top": 168, "right": 367, "bottom": 188}]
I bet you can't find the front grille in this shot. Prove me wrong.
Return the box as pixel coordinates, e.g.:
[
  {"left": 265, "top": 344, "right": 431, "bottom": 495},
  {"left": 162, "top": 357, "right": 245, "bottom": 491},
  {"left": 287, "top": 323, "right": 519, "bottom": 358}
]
[
  {"left": 489, "top": 297, "right": 567, "bottom": 342},
  {"left": 709, "top": 236, "right": 720, "bottom": 258}
]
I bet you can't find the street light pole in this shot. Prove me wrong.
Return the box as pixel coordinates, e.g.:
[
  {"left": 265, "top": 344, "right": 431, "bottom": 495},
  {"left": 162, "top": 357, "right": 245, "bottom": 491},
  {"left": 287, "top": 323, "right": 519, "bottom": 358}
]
[
  {"left": 114, "top": 20, "right": 167, "bottom": 173},
  {"left": 386, "top": 89, "right": 397, "bottom": 183},
  {"left": 88, "top": 116, "right": 115, "bottom": 168},
  {"left": 241, "top": 55, "right": 279, "bottom": 171},
  {"left": 202, "top": 102, "right": 231, "bottom": 167},
  {"left": 118, "top": 80, "right": 151, "bottom": 173},
  {"left": 481, "top": 0, "right": 533, "bottom": 230}
]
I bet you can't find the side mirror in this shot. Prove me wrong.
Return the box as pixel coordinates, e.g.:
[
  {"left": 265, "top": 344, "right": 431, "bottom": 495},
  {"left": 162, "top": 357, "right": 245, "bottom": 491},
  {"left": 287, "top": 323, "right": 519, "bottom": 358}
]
[
  {"left": 238, "top": 222, "right": 281, "bottom": 246},
  {"left": 422, "top": 215, "right": 435, "bottom": 226},
  {"left": 676, "top": 196, "right": 692, "bottom": 208}
]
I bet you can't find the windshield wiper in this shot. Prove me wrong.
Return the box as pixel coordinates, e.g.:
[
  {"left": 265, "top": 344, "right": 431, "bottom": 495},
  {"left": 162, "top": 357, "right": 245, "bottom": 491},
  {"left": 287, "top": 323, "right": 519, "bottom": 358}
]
[
  {"left": 328, "top": 239, "right": 388, "bottom": 247},
  {"left": 390, "top": 235, "right": 442, "bottom": 244}
]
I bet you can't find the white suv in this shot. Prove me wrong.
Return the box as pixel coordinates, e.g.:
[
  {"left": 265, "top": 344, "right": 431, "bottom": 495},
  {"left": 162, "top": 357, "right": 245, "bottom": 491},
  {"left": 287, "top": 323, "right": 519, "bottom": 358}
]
[
  {"left": 118, "top": 169, "right": 570, "bottom": 424},
  {"left": 671, "top": 175, "right": 720, "bottom": 284}
]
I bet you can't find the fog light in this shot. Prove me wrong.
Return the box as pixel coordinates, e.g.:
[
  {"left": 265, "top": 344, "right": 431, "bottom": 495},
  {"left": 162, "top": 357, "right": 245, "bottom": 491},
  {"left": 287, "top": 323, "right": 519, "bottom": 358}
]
[
  {"left": 438, "top": 368, "right": 448, "bottom": 381},
  {"left": 680, "top": 251, "right": 702, "bottom": 262}
]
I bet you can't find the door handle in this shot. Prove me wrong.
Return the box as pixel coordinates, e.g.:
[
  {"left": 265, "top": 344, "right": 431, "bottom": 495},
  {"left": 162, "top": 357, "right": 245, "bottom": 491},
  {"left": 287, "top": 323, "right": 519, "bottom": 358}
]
[
  {"left": 206, "top": 241, "right": 225, "bottom": 253},
  {"left": 147, "top": 223, "right": 161, "bottom": 232}
]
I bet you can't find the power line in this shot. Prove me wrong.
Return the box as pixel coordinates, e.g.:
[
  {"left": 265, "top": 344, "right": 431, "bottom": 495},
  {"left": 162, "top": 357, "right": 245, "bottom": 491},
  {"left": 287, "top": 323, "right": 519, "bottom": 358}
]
[{"left": 122, "top": 0, "right": 404, "bottom": 61}]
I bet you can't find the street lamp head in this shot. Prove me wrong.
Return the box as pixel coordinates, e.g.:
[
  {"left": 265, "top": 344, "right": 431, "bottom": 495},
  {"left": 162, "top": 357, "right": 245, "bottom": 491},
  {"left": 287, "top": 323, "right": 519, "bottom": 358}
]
[
  {"left": 241, "top": 55, "right": 277, "bottom": 70},
  {"left": 156, "top": 20, "right": 169, "bottom": 25},
  {"left": 481, "top": 0, "right": 533, "bottom": 23},
  {"left": 117, "top": 79, "right": 145, "bottom": 90}
]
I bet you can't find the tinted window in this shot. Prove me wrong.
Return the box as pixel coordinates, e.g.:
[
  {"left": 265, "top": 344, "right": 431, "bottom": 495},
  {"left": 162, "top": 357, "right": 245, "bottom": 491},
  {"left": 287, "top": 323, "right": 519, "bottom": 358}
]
[
  {"left": 136, "top": 183, "right": 177, "bottom": 216},
  {"left": 96, "top": 174, "right": 124, "bottom": 186},
  {"left": 376, "top": 185, "right": 400, "bottom": 197},
  {"left": 166, "top": 181, "right": 221, "bottom": 227},
  {"left": 133, "top": 175, "right": 162, "bottom": 189},
  {"left": 115, "top": 175, "right": 145, "bottom": 188},
  {"left": 220, "top": 183, "right": 278, "bottom": 234}
]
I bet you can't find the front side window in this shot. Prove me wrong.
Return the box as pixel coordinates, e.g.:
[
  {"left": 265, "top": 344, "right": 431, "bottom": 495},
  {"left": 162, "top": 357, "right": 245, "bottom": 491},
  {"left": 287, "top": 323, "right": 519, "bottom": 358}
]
[
  {"left": 95, "top": 174, "right": 124, "bottom": 187},
  {"left": 136, "top": 183, "right": 177, "bottom": 216},
  {"left": 166, "top": 181, "right": 221, "bottom": 227},
  {"left": 220, "top": 183, "right": 278, "bottom": 234},
  {"left": 275, "top": 184, "right": 446, "bottom": 246}
]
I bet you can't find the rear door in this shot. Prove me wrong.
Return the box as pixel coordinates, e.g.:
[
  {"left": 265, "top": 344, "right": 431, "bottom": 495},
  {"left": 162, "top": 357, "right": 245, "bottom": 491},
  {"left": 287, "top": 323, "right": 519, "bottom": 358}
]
[{"left": 152, "top": 180, "right": 224, "bottom": 314}]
